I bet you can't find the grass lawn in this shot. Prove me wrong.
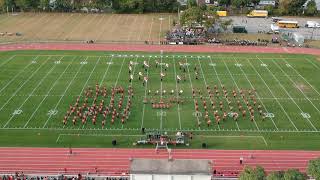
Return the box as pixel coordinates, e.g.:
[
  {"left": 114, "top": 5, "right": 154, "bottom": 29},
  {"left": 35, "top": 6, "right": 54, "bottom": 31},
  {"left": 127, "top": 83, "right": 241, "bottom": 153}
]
[{"left": 0, "top": 50, "right": 320, "bottom": 150}]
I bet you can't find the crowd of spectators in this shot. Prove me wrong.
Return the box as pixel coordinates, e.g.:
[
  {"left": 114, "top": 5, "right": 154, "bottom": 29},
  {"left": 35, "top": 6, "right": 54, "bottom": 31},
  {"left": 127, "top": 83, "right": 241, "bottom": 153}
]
[
  {"left": 207, "top": 38, "right": 269, "bottom": 46},
  {"left": 166, "top": 27, "right": 206, "bottom": 44}
]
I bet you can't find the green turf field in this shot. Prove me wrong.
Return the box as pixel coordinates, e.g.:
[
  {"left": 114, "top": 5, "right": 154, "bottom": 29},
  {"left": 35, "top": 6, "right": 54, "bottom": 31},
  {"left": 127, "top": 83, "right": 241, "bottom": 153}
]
[{"left": 0, "top": 50, "right": 320, "bottom": 150}]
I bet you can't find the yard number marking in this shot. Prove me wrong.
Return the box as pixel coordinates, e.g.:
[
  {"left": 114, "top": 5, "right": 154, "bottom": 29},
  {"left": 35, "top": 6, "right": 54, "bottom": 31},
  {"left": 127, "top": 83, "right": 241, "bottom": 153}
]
[
  {"left": 235, "top": 63, "right": 243, "bottom": 67},
  {"left": 80, "top": 61, "right": 88, "bottom": 65},
  {"left": 260, "top": 63, "right": 267, "bottom": 67},
  {"left": 47, "top": 109, "right": 58, "bottom": 116},
  {"left": 12, "top": 109, "right": 23, "bottom": 115},
  {"left": 301, "top": 112, "right": 311, "bottom": 118},
  {"left": 54, "top": 61, "right": 61, "bottom": 64},
  {"left": 157, "top": 111, "right": 167, "bottom": 117},
  {"left": 209, "top": 63, "right": 216, "bottom": 67},
  {"left": 193, "top": 112, "right": 202, "bottom": 117},
  {"left": 286, "top": 63, "right": 292, "bottom": 67},
  {"left": 228, "top": 112, "right": 237, "bottom": 118},
  {"left": 264, "top": 112, "right": 275, "bottom": 118},
  {"left": 31, "top": 61, "right": 37, "bottom": 64},
  {"left": 106, "top": 62, "right": 113, "bottom": 65}
]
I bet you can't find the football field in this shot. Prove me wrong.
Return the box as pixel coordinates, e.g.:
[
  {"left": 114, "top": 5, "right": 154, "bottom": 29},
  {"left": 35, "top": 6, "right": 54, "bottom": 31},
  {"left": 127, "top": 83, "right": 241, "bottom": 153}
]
[{"left": 0, "top": 50, "right": 320, "bottom": 149}]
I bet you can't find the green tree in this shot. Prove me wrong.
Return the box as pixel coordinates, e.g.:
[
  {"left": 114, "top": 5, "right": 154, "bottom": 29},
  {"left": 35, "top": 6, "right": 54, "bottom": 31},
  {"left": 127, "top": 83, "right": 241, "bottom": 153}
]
[
  {"left": 231, "top": 0, "right": 250, "bottom": 8},
  {"left": 187, "top": 0, "right": 197, "bottom": 8},
  {"left": 14, "top": 0, "right": 27, "bottom": 10},
  {"left": 305, "top": 0, "right": 318, "bottom": 16},
  {"left": 287, "top": 0, "right": 306, "bottom": 15},
  {"left": 239, "top": 166, "right": 266, "bottom": 180},
  {"left": 218, "top": 0, "right": 231, "bottom": 7},
  {"left": 284, "top": 169, "right": 307, "bottom": 180},
  {"left": 219, "top": 19, "right": 232, "bottom": 31},
  {"left": 180, "top": 6, "right": 204, "bottom": 26},
  {"left": 308, "top": 158, "right": 320, "bottom": 180},
  {"left": 39, "top": 0, "right": 49, "bottom": 10},
  {"left": 267, "top": 171, "right": 285, "bottom": 180},
  {"left": 278, "top": 0, "right": 291, "bottom": 15},
  {"left": 112, "top": 0, "right": 143, "bottom": 13}
]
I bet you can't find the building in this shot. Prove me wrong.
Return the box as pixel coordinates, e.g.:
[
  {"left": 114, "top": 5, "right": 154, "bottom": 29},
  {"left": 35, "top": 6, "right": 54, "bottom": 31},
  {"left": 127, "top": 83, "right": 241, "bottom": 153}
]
[
  {"left": 303, "top": 0, "right": 320, "bottom": 10},
  {"left": 130, "top": 159, "right": 213, "bottom": 180},
  {"left": 258, "top": 0, "right": 277, "bottom": 6}
]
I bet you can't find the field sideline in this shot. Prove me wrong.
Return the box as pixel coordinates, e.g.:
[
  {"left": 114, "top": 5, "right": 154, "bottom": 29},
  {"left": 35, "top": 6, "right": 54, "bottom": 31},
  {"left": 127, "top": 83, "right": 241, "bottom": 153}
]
[{"left": 0, "top": 50, "right": 320, "bottom": 150}]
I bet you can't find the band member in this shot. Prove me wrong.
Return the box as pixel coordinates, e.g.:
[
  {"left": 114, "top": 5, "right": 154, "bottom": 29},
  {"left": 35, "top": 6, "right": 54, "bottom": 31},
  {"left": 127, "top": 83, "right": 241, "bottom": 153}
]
[
  {"left": 177, "top": 75, "right": 181, "bottom": 83},
  {"left": 138, "top": 72, "right": 143, "bottom": 80}
]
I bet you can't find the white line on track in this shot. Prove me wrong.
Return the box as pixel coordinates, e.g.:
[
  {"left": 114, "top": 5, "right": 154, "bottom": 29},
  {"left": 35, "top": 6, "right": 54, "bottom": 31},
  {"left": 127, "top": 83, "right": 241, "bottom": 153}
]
[
  {"left": 208, "top": 56, "right": 240, "bottom": 131},
  {"left": 42, "top": 56, "right": 89, "bottom": 128},
  {"left": 3, "top": 56, "right": 60, "bottom": 128},
  {"left": 0, "top": 56, "right": 50, "bottom": 114},
  {"left": 172, "top": 56, "right": 182, "bottom": 130},
  {"left": 23, "top": 57, "right": 76, "bottom": 128},
  {"left": 148, "top": 16, "right": 154, "bottom": 42},
  {"left": 233, "top": 56, "right": 279, "bottom": 130},
  {"left": 249, "top": 57, "right": 299, "bottom": 131}
]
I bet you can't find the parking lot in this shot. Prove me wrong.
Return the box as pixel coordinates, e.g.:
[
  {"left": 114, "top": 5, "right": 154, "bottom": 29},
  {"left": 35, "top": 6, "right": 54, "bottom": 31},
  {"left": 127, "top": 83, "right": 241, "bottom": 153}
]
[{"left": 223, "top": 16, "right": 320, "bottom": 40}]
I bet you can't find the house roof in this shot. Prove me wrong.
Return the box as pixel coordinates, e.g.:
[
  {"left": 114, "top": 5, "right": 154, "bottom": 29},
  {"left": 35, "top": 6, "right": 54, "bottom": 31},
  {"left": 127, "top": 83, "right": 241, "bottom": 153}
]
[{"left": 130, "top": 159, "right": 212, "bottom": 175}]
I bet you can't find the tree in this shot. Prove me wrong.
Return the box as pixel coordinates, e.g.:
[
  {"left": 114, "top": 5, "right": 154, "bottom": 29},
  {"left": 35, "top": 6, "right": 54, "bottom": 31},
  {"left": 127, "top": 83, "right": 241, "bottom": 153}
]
[
  {"left": 239, "top": 166, "right": 266, "bottom": 180},
  {"left": 218, "top": 0, "right": 231, "bottom": 7},
  {"left": 305, "top": 0, "right": 318, "bottom": 16},
  {"left": 287, "top": 0, "right": 306, "bottom": 15},
  {"left": 231, "top": 0, "right": 250, "bottom": 8},
  {"left": 187, "top": 0, "right": 197, "bottom": 8},
  {"left": 180, "top": 6, "right": 204, "bottom": 26},
  {"left": 267, "top": 171, "right": 285, "bottom": 180},
  {"left": 308, "top": 158, "right": 320, "bottom": 179},
  {"left": 284, "top": 169, "right": 307, "bottom": 180},
  {"left": 278, "top": 0, "right": 291, "bottom": 15},
  {"left": 39, "top": 0, "right": 49, "bottom": 10},
  {"left": 218, "top": 18, "right": 232, "bottom": 32}
]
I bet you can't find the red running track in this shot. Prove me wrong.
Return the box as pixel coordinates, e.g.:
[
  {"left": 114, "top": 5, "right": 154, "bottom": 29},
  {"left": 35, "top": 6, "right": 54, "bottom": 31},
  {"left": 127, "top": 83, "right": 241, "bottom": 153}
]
[
  {"left": 1, "top": 43, "right": 320, "bottom": 55},
  {"left": 0, "top": 148, "right": 319, "bottom": 177},
  {"left": 0, "top": 43, "right": 319, "bottom": 177}
]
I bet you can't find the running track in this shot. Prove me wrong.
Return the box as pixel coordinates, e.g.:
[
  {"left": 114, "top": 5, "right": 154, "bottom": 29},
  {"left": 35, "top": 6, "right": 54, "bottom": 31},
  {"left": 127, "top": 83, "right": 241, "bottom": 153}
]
[
  {"left": 0, "top": 148, "right": 320, "bottom": 177},
  {"left": 1, "top": 43, "right": 320, "bottom": 55},
  {"left": 0, "top": 43, "right": 320, "bottom": 177}
]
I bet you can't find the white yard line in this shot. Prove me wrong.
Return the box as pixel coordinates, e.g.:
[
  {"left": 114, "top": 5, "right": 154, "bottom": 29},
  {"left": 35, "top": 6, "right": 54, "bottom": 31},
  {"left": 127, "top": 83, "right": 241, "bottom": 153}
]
[
  {"left": 42, "top": 56, "right": 89, "bottom": 128},
  {"left": 98, "top": 56, "right": 114, "bottom": 85},
  {"left": 0, "top": 57, "right": 50, "bottom": 113},
  {"left": 197, "top": 57, "right": 220, "bottom": 130},
  {"left": 114, "top": 57, "right": 126, "bottom": 87},
  {"left": 185, "top": 58, "right": 201, "bottom": 129},
  {"left": 234, "top": 57, "right": 279, "bottom": 130},
  {"left": 222, "top": 59, "right": 260, "bottom": 131},
  {"left": 23, "top": 57, "right": 76, "bottom": 128},
  {"left": 208, "top": 56, "right": 240, "bottom": 131},
  {"left": 282, "top": 58, "right": 320, "bottom": 97},
  {"left": 121, "top": 56, "right": 138, "bottom": 129},
  {"left": 3, "top": 56, "right": 61, "bottom": 128},
  {"left": 248, "top": 58, "right": 299, "bottom": 131},
  {"left": 140, "top": 57, "right": 151, "bottom": 130},
  {"left": 172, "top": 56, "right": 182, "bottom": 130},
  {"left": 257, "top": 58, "right": 317, "bottom": 131},
  {"left": 272, "top": 59, "right": 319, "bottom": 130},
  {"left": 0, "top": 55, "right": 15, "bottom": 70},
  {"left": 160, "top": 55, "right": 163, "bottom": 129},
  {"left": 0, "top": 56, "right": 38, "bottom": 94},
  {"left": 306, "top": 58, "right": 320, "bottom": 70}
]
